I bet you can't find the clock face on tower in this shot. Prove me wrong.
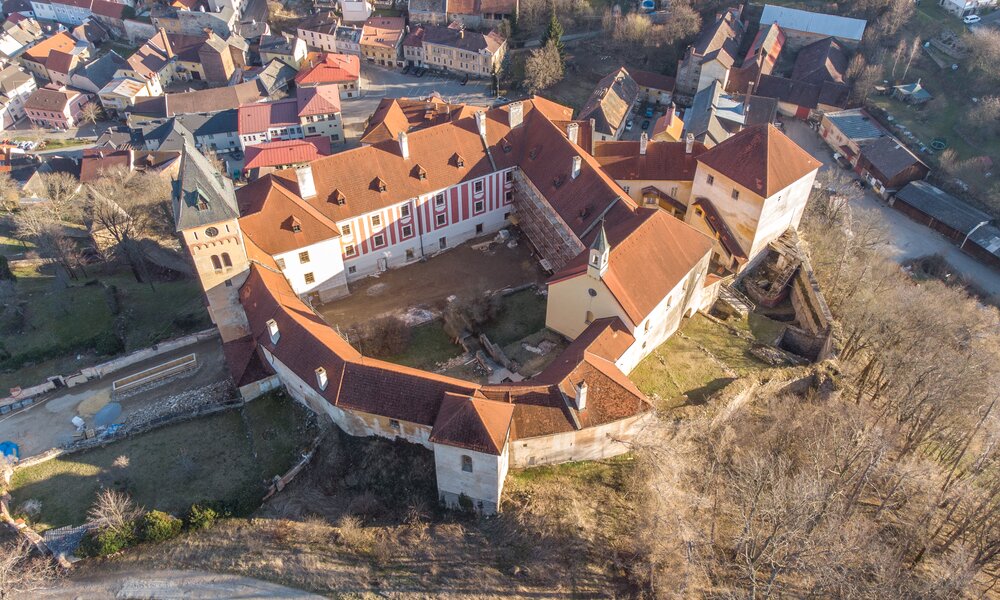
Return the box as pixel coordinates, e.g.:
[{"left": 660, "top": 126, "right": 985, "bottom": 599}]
[{"left": 205, "top": 226, "right": 219, "bottom": 237}]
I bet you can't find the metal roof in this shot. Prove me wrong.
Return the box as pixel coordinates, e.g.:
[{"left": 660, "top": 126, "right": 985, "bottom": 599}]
[
  {"left": 894, "top": 181, "right": 993, "bottom": 236},
  {"left": 825, "top": 109, "right": 884, "bottom": 141},
  {"left": 760, "top": 5, "right": 867, "bottom": 41}
]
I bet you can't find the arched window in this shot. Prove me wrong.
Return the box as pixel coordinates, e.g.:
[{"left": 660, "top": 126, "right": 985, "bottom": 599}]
[
  {"left": 461, "top": 455, "right": 473, "bottom": 473},
  {"left": 210, "top": 255, "right": 222, "bottom": 271},
  {"left": 222, "top": 253, "right": 232, "bottom": 268}
]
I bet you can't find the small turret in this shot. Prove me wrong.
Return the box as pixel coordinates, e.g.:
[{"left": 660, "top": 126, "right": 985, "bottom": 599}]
[{"left": 587, "top": 223, "right": 609, "bottom": 279}]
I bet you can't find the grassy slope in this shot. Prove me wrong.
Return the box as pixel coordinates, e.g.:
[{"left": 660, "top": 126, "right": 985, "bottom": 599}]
[
  {"left": 7, "top": 393, "right": 313, "bottom": 531},
  {"left": 387, "top": 321, "right": 462, "bottom": 371}
]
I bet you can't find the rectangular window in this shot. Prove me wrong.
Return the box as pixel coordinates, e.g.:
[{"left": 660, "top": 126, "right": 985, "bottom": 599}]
[
  {"left": 373, "top": 234, "right": 385, "bottom": 247},
  {"left": 439, "top": 236, "right": 447, "bottom": 249},
  {"left": 474, "top": 199, "right": 484, "bottom": 213},
  {"left": 371, "top": 214, "right": 382, "bottom": 227},
  {"left": 474, "top": 180, "right": 483, "bottom": 193},
  {"left": 435, "top": 193, "right": 445, "bottom": 207},
  {"left": 706, "top": 174, "right": 714, "bottom": 185},
  {"left": 276, "top": 258, "right": 286, "bottom": 269},
  {"left": 731, "top": 189, "right": 739, "bottom": 200},
  {"left": 304, "top": 272, "right": 315, "bottom": 284},
  {"left": 342, "top": 223, "right": 351, "bottom": 235},
  {"left": 476, "top": 223, "right": 483, "bottom": 234},
  {"left": 505, "top": 190, "right": 513, "bottom": 202},
  {"left": 298, "top": 251, "right": 310, "bottom": 263},
  {"left": 400, "top": 204, "right": 410, "bottom": 217},
  {"left": 344, "top": 244, "right": 356, "bottom": 257},
  {"left": 401, "top": 224, "right": 413, "bottom": 237},
  {"left": 436, "top": 213, "right": 447, "bottom": 226},
  {"left": 461, "top": 455, "right": 473, "bottom": 472},
  {"left": 348, "top": 265, "right": 356, "bottom": 274}
]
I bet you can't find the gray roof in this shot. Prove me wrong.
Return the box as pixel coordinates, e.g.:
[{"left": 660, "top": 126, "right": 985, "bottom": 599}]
[
  {"left": 579, "top": 67, "right": 640, "bottom": 137},
  {"left": 249, "top": 59, "right": 297, "bottom": 94},
  {"left": 409, "top": 0, "right": 446, "bottom": 14},
  {"left": 76, "top": 51, "right": 128, "bottom": 90},
  {"left": 969, "top": 224, "right": 1000, "bottom": 259},
  {"left": 173, "top": 143, "right": 238, "bottom": 232},
  {"left": 760, "top": 5, "right": 867, "bottom": 41},
  {"left": 825, "top": 109, "right": 884, "bottom": 141},
  {"left": 857, "top": 136, "right": 925, "bottom": 181},
  {"left": 135, "top": 111, "right": 238, "bottom": 151},
  {"left": 894, "top": 181, "right": 992, "bottom": 236},
  {"left": 685, "top": 80, "right": 730, "bottom": 146},
  {"left": 336, "top": 25, "right": 362, "bottom": 43},
  {"left": 0, "top": 64, "right": 31, "bottom": 95}
]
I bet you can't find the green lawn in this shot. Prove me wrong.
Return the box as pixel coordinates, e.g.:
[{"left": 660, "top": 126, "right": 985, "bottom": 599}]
[
  {"left": 0, "top": 264, "right": 210, "bottom": 386},
  {"left": 483, "top": 289, "right": 548, "bottom": 346},
  {"left": 0, "top": 234, "right": 33, "bottom": 258},
  {"left": 387, "top": 321, "right": 463, "bottom": 371},
  {"left": 7, "top": 392, "right": 314, "bottom": 532},
  {"left": 630, "top": 314, "right": 770, "bottom": 408}
]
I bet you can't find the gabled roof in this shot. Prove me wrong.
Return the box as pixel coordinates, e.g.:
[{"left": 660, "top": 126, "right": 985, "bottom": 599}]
[
  {"left": 359, "top": 95, "right": 479, "bottom": 144},
  {"left": 690, "top": 7, "right": 743, "bottom": 61},
  {"left": 857, "top": 136, "right": 927, "bottom": 182},
  {"left": 430, "top": 393, "right": 513, "bottom": 454},
  {"left": 629, "top": 68, "right": 675, "bottom": 92},
  {"left": 760, "top": 5, "right": 867, "bottom": 42},
  {"left": 894, "top": 181, "right": 991, "bottom": 235},
  {"left": 296, "top": 84, "right": 341, "bottom": 117},
  {"left": 237, "top": 97, "right": 298, "bottom": 134},
  {"left": 754, "top": 73, "right": 849, "bottom": 110},
  {"left": 294, "top": 53, "right": 360, "bottom": 85},
  {"left": 592, "top": 138, "right": 706, "bottom": 181},
  {"left": 243, "top": 137, "right": 332, "bottom": 172},
  {"left": 360, "top": 16, "right": 405, "bottom": 48},
  {"left": 549, "top": 208, "right": 714, "bottom": 324},
  {"left": 75, "top": 50, "right": 127, "bottom": 90},
  {"left": 791, "top": 36, "right": 848, "bottom": 85},
  {"left": 421, "top": 24, "right": 505, "bottom": 54},
  {"left": 24, "top": 86, "right": 80, "bottom": 112},
  {"left": 22, "top": 31, "right": 76, "bottom": 65},
  {"left": 696, "top": 124, "right": 821, "bottom": 197},
  {"left": 578, "top": 67, "right": 640, "bottom": 137},
  {"left": 173, "top": 143, "right": 238, "bottom": 231},
  {"left": 46, "top": 50, "right": 76, "bottom": 75},
  {"left": 166, "top": 80, "right": 267, "bottom": 117},
  {"left": 237, "top": 173, "right": 341, "bottom": 254}
]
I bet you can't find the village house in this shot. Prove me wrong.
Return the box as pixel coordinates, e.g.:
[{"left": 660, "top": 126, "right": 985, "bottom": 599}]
[
  {"left": 758, "top": 4, "right": 867, "bottom": 50},
  {"left": 295, "top": 53, "right": 361, "bottom": 98},
  {"left": 238, "top": 86, "right": 342, "bottom": 148},
  {"left": 296, "top": 10, "right": 339, "bottom": 52},
  {"left": 259, "top": 32, "right": 307, "bottom": 69},
  {"left": 725, "top": 22, "right": 784, "bottom": 95},
  {"left": 630, "top": 69, "right": 675, "bottom": 106},
  {"left": 683, "top": 80, "right": 777, "bottom": 148},
  {"left": 675, "top": 6, "right": 743, "bottom": 97},
  {"left": 98, "top": 76, "right": 149, "bottom": 117},
  {"left": 408, "top": 0, "right": 516, "bottom": 27},
  {"left": 360, "top": 15, "right": 404, "bottom": 67},
  {"left": 78, "top": 146, "right": 181, "bottom": 182},
  {"left": 418, "top": 23, "right": 505, "bottom": 78},
  {"left": 18, "top": 31, "right": 89, "bottom": 81},
  {"left": 69, "top": 49, "right": 127, "bottom": 93},
  {"left": 175, "top": 94, "right": 823, "bottom": 512},
  {"left": 24, "top": 84, "right": 89, "bottom": 128},
  {"left": 150, "top": 0, "right": 240, "bottom": 37},
  {"left": 578, "top": 67, "right": 640, "bottom": 142},
  {"left": 359, "top": 95, "right": 478, "bottom": 144},
  {"left": 242, "top": 136, "right": 331, "bottom": 178},
  {"left": 339, "top": 0, "right": 372, "bottom": 23},
  {"left": 936, "top": 0, "right": 996, "bottom": 19},
  {"left": 334, "top": 24, "right": 362, "bottom": 54},
  {"left": 130, "top": 110, "right": 241, "bottom": 153},
  {"left": 0, "top": 63, "right": 36, "bottom": 130},
  {"left": 0, "top": 16, "right": 43, "bottom": 61}
]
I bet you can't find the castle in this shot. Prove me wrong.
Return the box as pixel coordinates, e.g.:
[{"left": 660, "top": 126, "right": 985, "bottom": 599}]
[{"left": 174, "top": 96, "right": 820, "bottom": 513}]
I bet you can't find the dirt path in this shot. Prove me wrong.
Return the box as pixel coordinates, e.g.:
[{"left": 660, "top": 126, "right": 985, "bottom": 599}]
[{"left": 35, "top": 568, "right": 324, "bottom": 599}]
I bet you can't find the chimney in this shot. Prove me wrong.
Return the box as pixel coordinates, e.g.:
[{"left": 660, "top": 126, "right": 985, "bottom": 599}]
[
  {"left": 474, "top": 110, "right": 487, "bottom": 139},
  {"left": 267, "top": 319, "right": 280, "bottom": 344},
  {"left": 296, "top": 164, "right": 317, "bottom": 199},
  {"left": 315, "top": 366, "right": 328, "bottom": 390},
  {"left": 508, "top": 100, "right": 523, "bottom": 128},
  {"left": 639, "top": 131, "right": 648, "bottom": 155},
  {"left": 398, "top": 130, "right": 409, "bottom": 159},
  {"left": 159, "top": 27, "right": 173, "bottom": 59},
  {"left": 459, "top": 28, "right": 464, "bottom": 39},
  {"left": 665, "top": 102, "right": 675, "bottom": 123},
  {"left": 574, "top": 381, "right": 588, "bottom": 411},
  {"left": 685, "top": 133, "right": 694, "bottom": 154},
  {"left": 589, "top": 118, "right": 596, "bottom": 153},
  {"left": 566, "top": 121, "right": 579, "bottom": 145},
  {"left": 743, "top": 81, "right": 753, "bottom": 127},
  {"left": 571, "top": 155, "right": 582, "bottom": 179}
]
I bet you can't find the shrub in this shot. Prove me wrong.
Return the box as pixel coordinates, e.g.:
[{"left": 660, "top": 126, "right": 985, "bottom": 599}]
[
  {"left": 443, "top": 294, "right": 502, "bottom": 339},
  {"left": 79, "top": 524, "right": 137, "bottom": 557},
  {"left": 345, "top": 316, "right": 410, "bottom": 358},
  {"left": 103, "top": 283, "right": 120, "bottom": 315},
  {"left": 95, "top": 330, "right": 124, "bottom": 355},
  {"left": 140, "top": 510, "right": 183, "bottom": 543},
  {"left": 185, "top": 504, "right": 218, "bottom": 530}
]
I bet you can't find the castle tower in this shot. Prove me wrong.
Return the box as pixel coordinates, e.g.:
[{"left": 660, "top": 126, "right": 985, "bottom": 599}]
[
  {"left": 174, "top": 144, "right": 250, "bottom": 342},
  {"left": 587, "top": 223, "right": 609, "bottom": 279}
]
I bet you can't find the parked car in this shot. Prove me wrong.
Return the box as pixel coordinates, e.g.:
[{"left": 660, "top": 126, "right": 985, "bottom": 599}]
[
  {"left": 460, "top": 73, "right": 469, "bottom": 86},
  {"left": 645, "top": 106, "right": 654, "bottom": 118},
  {"left": 416, "top": 67, "right": 427, "bottom": 77},
  {"left": 641, "top": 119, "right": 650, "bottom": 130},
  {"left": 401, "top": 64, "right": 411, "bottom": 74},
  {"left": 963, "top": 14, "right": 981, "bottom": 24},
  {"left": 626, "top": 119, "right": 634, "bottom": 131}
]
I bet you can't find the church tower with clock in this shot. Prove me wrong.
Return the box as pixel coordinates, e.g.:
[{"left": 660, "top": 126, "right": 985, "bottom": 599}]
[{"left": 174, "top": 144, "right": 251, "bottom": 342}]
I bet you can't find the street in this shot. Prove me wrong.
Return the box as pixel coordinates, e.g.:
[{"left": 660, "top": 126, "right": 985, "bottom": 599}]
[
  {"left": 783, "top": 119, "right": 1000, "bottom": 296},
  {"left": 36, "top": 569, "right": 323, "bottom": 599}
]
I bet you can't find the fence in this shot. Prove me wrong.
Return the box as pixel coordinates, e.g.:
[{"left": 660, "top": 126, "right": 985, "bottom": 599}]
[{"left": 111, "top": 354, "right": 198, "bottom": 393}]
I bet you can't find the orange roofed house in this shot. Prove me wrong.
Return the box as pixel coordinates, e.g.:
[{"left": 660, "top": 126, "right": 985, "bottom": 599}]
[
  {"left": 295, "top": 53, "right": 361, "bottom": 98},
  {"left": 174, "top": 95, "right": 821, "bottom": 513},
  {"left": 360, "top": 16, "right": 404, "bottom": 67}
]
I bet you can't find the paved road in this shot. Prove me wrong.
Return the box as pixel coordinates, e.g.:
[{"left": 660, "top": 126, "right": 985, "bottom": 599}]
[
  {"left": 0, "top": 337, "right": 230, "bottom": 458},
  {"left": 783, "top": 119, "right": 1000, "bottom": 296},
  {"left": 35, "top": 568, "right": 323, "bottom": 599}
]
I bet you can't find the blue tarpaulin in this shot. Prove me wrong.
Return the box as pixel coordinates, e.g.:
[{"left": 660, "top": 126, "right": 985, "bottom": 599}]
[{"left": 0, "top": 441, "right": 20, "bottom": 459}]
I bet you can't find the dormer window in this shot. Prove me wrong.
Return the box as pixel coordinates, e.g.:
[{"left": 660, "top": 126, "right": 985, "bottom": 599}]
[
  {"left": 291, "top": 218, "right": 302, "bottom": 233},
  {"left": 267, "top": 319, "right": 279, "bottom": 344},
  {"left": 413, "top": 164, "right": 427, "bottom": 180},
  {"left": 332, "top": 189, "right": 346, "bottom": 205},
  {"left": 374, "top": 177, "right": 387, "bottom": 192},
  {"left": 453, "top": 153, "right": 465, "bottom": 167}
]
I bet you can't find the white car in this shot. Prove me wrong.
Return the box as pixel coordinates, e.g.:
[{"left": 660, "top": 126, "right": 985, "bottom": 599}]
[
  {"left": 963, "top": 14, "right": 981, "bottom": 24},
  {"left": 625, "top": 119, "right": 634, "bottom": 131}
]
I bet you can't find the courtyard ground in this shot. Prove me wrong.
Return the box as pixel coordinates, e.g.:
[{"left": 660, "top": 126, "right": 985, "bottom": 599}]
[
  {"left": 315, "top": 237, "right": 544, "bottom": 329},
  {"left": 6, "top": 391, "right": 315, "bottom": 532},
  {"left": 0, "top": 336, "right": 230, "bottom": 458}
]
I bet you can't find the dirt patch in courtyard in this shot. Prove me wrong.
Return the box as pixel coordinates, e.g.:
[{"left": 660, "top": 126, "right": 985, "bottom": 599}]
[{"left": 315, "top": 238, "right": 545, "bottom": 330}]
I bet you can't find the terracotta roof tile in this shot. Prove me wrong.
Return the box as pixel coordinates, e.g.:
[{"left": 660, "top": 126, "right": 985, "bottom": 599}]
[
  {"left": 237, "top": 97, "right": 299, "bottom": 134},
  {"left": 296, "top": 84, "right": 341, "bottom": 117},
  {"left": 294, "top": 53, "right": 360, "bottom": 85},
  {"left": 23, "top": 32, "right": 76, "bottom": 65},
  {"left": 592, "top": 139, "right": 706, "bottom": 181},
  {"left": 238, "top": 174, "right": 341, "bottom": 255},
  {"left": 696, "top": 124, "right": 821, "bottom": 197},
  {"left": 360, "top": 16, "right": 405, "bottom": 49},
  {"left": 243, "top": 137, "right": 332, "bottom": 171},
  {"left": 429, "top": 392, "right": 513, "bottom": 454}
]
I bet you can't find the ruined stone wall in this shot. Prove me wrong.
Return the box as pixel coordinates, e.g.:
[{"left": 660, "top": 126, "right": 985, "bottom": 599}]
[{"left": 508, "top": 412, "right": 655, "bottom": 468}]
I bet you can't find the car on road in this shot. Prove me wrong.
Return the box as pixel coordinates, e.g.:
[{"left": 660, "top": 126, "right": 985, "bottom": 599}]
[
  {"left": 641, "top": 119, "right": 650, "bottom": 130},
  {"left": 401, "top": 64, "right": 411, "bottom": 74},
  {"left": 626, "top": 119, "right": 634, "bottom": 131},
  {"left": 963, "top": 14, "right": 981, "bottom": 24},
  {"left": 460, "top": 74, "right": 469, "bottom": 86},
  {"left": 416, "top": 67, "right": 427, "bottom": 77}
]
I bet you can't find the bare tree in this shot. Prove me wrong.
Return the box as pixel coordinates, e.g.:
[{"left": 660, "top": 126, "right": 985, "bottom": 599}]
[
  {"left": 76, "top": 102, "right": 104, "bottom": 127},
  {"left": 523, "top": 40, "right": 564, "bottom": 94},
  {"left": 874, "top": 0, "right": 915, "bottom": 39},
  {"left": 0, "top": 538, "right": 57, "bottom": 600},
  {"left": 87, "top": 489, "right": 142, "bottom": 533},
  {"left": 0, "top": 173, "right": 19, "bottom": 213},
  {"left": 850, "top": 63, "right": 883, "bottom": 104},
  {"left": 966, "top": 29, "right": 1000, "bottom": 85},
  {"left": 901, "top": 36, "right": 921, "bottom": 81},
  {"left": 656, "top": 0, "right": 701, "bottom": 45}
]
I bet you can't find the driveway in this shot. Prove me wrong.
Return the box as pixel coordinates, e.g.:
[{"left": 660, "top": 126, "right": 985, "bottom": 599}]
[
  {"left": 35, "top": 569, "right": 323, "bottom": 599},
  {"left": 0, "top": 337, "right": 230, "bottom": 458},
  {"left": 783, "top": 119, "right": 1000, "bottom": 296},
  {"left": 338, "top": 64, "right": 495, "bottom": 146}
]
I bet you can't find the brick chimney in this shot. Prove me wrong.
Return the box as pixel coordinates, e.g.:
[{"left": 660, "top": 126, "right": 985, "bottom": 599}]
[
  {"left": 685, "top": 132, "right": 694, "bottom": 154},
  {"left": 508, "top": 100, "right": 523, "bottom": 128},
  {"left": 398, "top": 130, "right": 409, "bottom": 159},
  {"left": 639, "top": 131, "right": 648, "bottom": 155},
  {"left": 566, "top": 121, "right": 579, "bottom": 145}
]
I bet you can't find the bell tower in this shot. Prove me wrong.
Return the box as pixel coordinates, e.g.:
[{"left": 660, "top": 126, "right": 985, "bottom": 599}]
[
  {"left": 174, "top": 144, "right": 250, "bottom": 342},
  {"left": 587, "top": 223, "right": 610, "bottom": 280}
]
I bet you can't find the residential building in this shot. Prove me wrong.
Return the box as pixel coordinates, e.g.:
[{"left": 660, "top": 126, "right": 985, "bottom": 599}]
[
  {"left": 359, "top": 95, "right": 478, "bottom": 144},
  {"left": 339, "top": 0, "right": 372, "bottom": 23},
  {"left": 69, "top": 49, "right": 127, "bottom": 93},
  {"left": 295, "top": 53, "right": 361, "bottom": 98},
  {"left": 150, "top": 0, "right": 239, "bottom": 37},
  {"left": 19, "top": 31, "right": 88, "bottom": 81},
  {"left": 675, "top": 7, "right": 743, "bottom": 97},
  {"left": 0, "top": 63, "right": 36, "bottom": 130},
  {"left": 578, "top": 67, "right": 640, "bottom": 142},
  {"left": 938, "top": 0, "right": 998, "bottom": 18},
  {"left": 651, "top": 104, "right": 684, "bottom": 142},
  {"left": 98, "top": 76, "right": 149, "bottom": 116},
  {"left": 630, "top": 69, "right": 675, "bottom": 105},
  {"left": 683, "top": 80, "right": 777, "bottom": 148},
  {"left": 79, "top": 146, "right": 181, "bottom": 182},
  {"left": 243, "top": 59, "right": 297, "bottom": 95},
  {"left": 725, "top": 22, "right": 785, "bottom": 95},
  {"left": 446, "top": 0, "right": 517, "bottom": 28},
  {"left": 238, "top": 85, "right": 343, "bottom": 148},
  {"left": 296, "top": 85, "right": 343, "bottom": 142},
  {"left": 402, "top": 24, "right": 425, "bottom": 65},
  {"left": 334, "top": 24, "right": 362, "bottom": 54},
  {"left": 130, "top": 110, "right": 241, "bottom": 153},
  {"left": 297, "top": 10, "right": 339, "bottom": 52},
  {"left": 242, "top": 136, "right": 332, "bottom": 178},
  {"left": 0, "top": 16, "right": 43, "bottom": 61},
  {"left": 892, "top": 80, "right": 932, "bottom": 105},
  {"left": 759, "top": 4, "right": 867, "bottom": 49},
  {"left": 419, "top": 23, "right": 505, "bottom": 77},
  {"left": 28, "top": 0, "right": 127, "bottom": 31},
  {"left": 360, "top": 15, "right": 404, "bottom": 66},
  {"left": 24, "top": 84, "right": 89, "bottom": 128},
  {"left": 259, "top": 32, "right": 306, "bottom": 69}
]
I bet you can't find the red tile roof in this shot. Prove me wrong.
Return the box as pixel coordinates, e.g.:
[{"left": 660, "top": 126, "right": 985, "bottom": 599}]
[
  {"left": 592, "top": 139, "right": 706, "bottom": 181},
  {"left": 550, "top": 208, "right": 714, "bottom": 324},
  {"left": 429, "top": 393, "right": 513, "bottom": 454},
  {"left": 696, "top": 124, "right": 821, "bottom": 198},
  {"left": 296, "top": 84, "right": 341, "bottom": 117},
  {"left": 46, "top": 50, "right": 75, "bottom": 75},
  {"left": 243, "top": 136, "right": 332, "bottom": 171},
  {"left": 629, "top": 69, "right": 675, "bottom": 92},
  {"left": 360, "top": 16, "right": 405, "bottom": 49},
  {"left": 294, "top": 53, "right": 360, "bottom": 85},
  {"left": 359, "top": 96, "right": 480, "bottom": 144},
  {"left": 238, "top": 173, "right": 341, "bottom": 255},
  {"left": 238, "top": 98, "right": 299, "bottom": 134},
  {"left": 79, "top": 148, "right": 130, "bottom": 182},
  {"left": 22, "top": 32, "right": 76, "bottom": 66}
]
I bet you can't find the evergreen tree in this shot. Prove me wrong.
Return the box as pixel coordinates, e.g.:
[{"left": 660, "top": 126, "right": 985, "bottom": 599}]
[{"left": 541, "top": 7, "right": 564, "bottom": 55}]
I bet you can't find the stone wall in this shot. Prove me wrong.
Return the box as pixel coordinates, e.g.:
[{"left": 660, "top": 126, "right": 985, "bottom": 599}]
[{"left": 508, "top": 412, "right": 655, "bottom": 468}]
